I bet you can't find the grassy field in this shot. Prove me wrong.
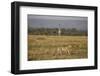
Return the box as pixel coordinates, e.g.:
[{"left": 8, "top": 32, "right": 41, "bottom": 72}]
[{"left": 28, "top": 35, "right": 88, "bottom": 61}]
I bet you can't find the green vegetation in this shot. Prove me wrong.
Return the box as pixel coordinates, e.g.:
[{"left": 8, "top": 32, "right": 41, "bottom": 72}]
[{"left": 28, "top": 28, "right": 87, "bottom": 36}]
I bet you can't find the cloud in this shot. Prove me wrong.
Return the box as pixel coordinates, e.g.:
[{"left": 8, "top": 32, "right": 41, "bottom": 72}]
[{"left": 28, "top": 14, "right": 88, "bottom": 31}]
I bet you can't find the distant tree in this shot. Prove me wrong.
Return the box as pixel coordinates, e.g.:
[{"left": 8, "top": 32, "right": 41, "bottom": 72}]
[{"left": 28, "top": 26, "right": 87, "bottom": 36}]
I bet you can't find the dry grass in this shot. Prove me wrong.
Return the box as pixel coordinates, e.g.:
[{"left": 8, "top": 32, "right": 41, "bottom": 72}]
[{"left": 28, "top": 35, "right": 88, "bottom": 61}]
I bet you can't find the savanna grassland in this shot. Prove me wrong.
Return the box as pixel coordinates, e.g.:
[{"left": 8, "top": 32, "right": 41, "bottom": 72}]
[{"left": 28, "top": 35, "right": 88, "bottom": 61}]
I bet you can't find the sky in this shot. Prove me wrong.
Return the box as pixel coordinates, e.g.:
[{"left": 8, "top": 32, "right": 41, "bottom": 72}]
[{"left": 28, "top": 14, "right": 88, "bottom": 31}]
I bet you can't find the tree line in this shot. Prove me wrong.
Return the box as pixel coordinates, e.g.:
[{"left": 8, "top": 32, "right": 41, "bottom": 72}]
[{"left": 28, "top": 27, "right": 87, "bottom": 36}]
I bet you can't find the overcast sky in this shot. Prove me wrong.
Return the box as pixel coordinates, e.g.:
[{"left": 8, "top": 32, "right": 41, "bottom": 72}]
[{"left": 28, "top": 14, "right": 88, "bottom": 31}]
